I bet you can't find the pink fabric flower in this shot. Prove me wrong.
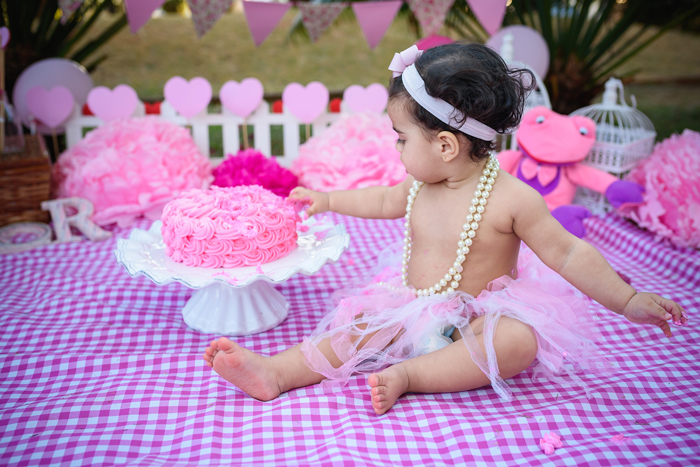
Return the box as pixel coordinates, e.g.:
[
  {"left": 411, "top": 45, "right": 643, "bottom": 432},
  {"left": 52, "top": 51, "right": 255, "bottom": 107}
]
[
  {"left": 212, "top": 149, "right": 299, "bottom": 197},
  {"left": 291, "top": 113, "right": 406, "bottom": 191},
  {"left": 539, "top": 432, "right": 563, "bottom": 455},
  {"left": 625, "top": 129, "right": 700, "bottom": 249},
  {"left": 53, "top": 117, "right": 212, "bottom": 228}
]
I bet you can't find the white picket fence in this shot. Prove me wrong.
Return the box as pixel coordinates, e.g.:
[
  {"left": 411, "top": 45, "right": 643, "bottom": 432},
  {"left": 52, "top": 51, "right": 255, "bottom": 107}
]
[{"left": 64, "top": 99, "right": 343, "bottom": 168}]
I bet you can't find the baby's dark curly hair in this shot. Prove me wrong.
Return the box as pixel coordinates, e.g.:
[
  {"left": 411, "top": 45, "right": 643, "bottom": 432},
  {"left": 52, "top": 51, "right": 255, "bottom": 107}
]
[{"left": 389, "top": 43, "right": 536, "bottom": 161}]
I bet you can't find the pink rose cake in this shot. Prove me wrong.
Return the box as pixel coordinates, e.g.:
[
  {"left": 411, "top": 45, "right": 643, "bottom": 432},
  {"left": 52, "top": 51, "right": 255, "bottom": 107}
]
[{"left": 161, "top": 185, "right": 300, "bottom": 268}]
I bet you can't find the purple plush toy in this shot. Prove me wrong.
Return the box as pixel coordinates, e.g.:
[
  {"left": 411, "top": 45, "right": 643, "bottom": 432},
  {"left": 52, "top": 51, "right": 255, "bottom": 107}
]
[{"left": 497, "top": 106, "right": 644, "bottom": 237}]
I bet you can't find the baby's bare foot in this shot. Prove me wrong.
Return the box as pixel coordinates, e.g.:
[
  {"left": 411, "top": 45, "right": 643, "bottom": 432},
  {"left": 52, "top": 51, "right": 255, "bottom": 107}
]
[
  {"left": 207, "top": 337, "right": 281, "bottom": 401},
  {"left": 368, "top": 365, "right": 410, "bottom": 415},
  {"left": 202, "top": 339, "right": 221, "bottom": 368}
]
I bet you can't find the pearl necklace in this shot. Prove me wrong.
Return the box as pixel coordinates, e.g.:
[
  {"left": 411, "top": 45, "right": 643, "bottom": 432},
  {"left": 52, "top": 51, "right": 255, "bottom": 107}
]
[{"left": 400, "top": 155, "right": 500, "bottom": 297}]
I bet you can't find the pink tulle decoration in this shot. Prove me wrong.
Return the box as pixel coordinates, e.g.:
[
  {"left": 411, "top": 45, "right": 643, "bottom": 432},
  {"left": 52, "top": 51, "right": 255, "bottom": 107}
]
[
  {"left": 291, "top": 113, "right": 406, "bottom": 191},
  {"left": 212, "top": 149, "right": 299, "bottom": 197},
  {"left": 53, "top": 117, "right": 212, "bottom": 228},
  {"left": 625, "top": 129, "right": 700, "bottom": 249}
]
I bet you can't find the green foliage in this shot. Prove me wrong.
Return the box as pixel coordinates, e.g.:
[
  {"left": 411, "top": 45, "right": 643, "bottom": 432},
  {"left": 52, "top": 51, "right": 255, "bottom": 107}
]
[
  {"left": 0, "top": 0, "right": 127, "bottom": 97},
  {"left": 450, "top": 0, "right": 700, "bottom": 113},
  {"left": 287, "top": 0, "right": 700, "bottom": 113}
]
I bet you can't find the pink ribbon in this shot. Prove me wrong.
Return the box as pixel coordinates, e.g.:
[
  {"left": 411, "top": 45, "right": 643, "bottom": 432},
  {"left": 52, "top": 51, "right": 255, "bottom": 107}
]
[
  {"left": 520, "top": 157, "right": 559, "bottom": 186},
  {"left": 388, "top": 45, "right": 423, "bottom": 77}
]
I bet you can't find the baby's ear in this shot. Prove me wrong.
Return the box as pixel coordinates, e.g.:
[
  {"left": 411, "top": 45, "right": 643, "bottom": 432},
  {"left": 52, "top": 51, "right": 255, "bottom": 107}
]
[{"left": 437, "top": 131, "right": 461, "bottom": 162}]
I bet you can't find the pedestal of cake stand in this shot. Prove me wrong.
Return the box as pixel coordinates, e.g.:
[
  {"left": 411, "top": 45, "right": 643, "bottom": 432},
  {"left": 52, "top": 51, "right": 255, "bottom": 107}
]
[
  {"left": 115, "top": 219, "right": 349, "bottom": 337},
  {"left": 181, "top": 281, "right": 289, "bottom": 335}
]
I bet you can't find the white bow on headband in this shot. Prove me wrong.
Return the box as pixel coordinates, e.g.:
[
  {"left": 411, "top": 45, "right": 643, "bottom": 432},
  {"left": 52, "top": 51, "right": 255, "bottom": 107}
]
[
  {"left": 388, "top": 45, "right": 497, "bottom": 141},
  {"left": 388, "top": 45, "right": 423, "bottom": 78}
]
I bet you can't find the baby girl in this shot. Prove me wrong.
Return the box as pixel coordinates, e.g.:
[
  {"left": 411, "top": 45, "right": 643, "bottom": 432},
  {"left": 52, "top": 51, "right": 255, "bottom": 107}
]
[{"left": 203, "top": 43, "right": 687, "bottom": 415}]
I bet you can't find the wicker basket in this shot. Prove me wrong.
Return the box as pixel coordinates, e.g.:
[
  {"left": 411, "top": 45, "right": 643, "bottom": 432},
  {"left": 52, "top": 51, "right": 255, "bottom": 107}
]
[{"left": 0, "top": 135, "right": 51, "bottom": 226}]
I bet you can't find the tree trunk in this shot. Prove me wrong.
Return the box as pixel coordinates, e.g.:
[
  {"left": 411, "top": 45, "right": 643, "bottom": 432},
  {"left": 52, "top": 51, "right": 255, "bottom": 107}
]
[{"left": 545, "top": 52, "right": 604, "bottom": 115}]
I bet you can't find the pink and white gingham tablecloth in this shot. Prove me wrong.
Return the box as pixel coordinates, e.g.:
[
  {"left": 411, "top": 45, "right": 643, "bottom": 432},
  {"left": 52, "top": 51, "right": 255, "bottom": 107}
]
[{"left": 1, "top": 213, "right": 698, "bottom": 466}]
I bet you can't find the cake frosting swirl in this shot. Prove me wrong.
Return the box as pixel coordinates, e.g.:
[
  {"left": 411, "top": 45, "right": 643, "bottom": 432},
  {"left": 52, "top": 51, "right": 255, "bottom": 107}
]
[{"left": 161, "top": 185, "right": 300, "bottom": 268}]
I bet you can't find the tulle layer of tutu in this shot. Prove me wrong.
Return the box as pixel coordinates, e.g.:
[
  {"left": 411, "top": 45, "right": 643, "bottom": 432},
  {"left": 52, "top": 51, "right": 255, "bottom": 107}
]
[{"left": 300, "top": 244, "right": 611, "bottom": 401}]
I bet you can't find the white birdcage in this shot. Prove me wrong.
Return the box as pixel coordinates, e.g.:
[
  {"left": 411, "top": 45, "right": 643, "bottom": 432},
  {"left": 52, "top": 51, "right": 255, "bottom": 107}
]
[
  {"left": 498, "top": 33, "right": 552, "bottom": 151},
  {"left": 570, "top": 77, "right": 656, "bottom": 214}
]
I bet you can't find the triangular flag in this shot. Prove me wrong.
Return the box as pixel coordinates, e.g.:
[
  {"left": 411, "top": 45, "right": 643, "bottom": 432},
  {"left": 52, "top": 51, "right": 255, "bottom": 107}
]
[
  {"left": 188, "top": 0, "right": 234, "bottom": 38},
  {"left": 243, "top": 1, "right": 292, "bottom": 47},
  {"left": 407, "top": 0, "right": 456, "bottom": 37},
  {"left": 352, "top": 1, "right": 402, "bottom": 49},
  {"left": 298, "top": 3, "right": 348, "bottom": 43},
  {"left": 58, "top": 0, "right": 85, "bottom": 23},
  {"left": 467, "top": 0, "right": 507, "bottom": 36},
  {"left": 124, "top": 0, "right": 166, "bottom": 33}
]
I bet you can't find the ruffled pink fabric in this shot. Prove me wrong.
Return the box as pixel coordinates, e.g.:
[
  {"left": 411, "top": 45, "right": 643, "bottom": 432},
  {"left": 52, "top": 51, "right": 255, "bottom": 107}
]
[
  {"left": 625, "top": 129, "right": 700, "bottom": 249},
  {"left": 301, "top": 243, "right": 610, "bottom": 401},
  {"left": 53, "top": 117, "right": 212, "bottom": 227},
  {"left": 291, "top": 113, "right": 405, "bottom": 191},
  {"left": 212, "top": 149, "right": 299, "bottom": 197}
]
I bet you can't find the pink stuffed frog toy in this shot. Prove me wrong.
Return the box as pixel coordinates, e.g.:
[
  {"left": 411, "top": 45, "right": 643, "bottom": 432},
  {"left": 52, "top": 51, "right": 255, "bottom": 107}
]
[{"left": 497, "top": 106, "right": 644, "bottom": 237}]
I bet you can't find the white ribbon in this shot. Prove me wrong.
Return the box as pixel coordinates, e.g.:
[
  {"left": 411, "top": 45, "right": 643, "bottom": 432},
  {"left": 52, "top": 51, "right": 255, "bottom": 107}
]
[{"left": 402, "top": 64, "right": 497, "bottom": 141}]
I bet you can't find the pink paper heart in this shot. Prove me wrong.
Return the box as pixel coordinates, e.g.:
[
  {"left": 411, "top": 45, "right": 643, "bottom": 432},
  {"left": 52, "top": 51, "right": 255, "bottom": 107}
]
[
  {"left": 0, "top": 27, "right": 9, "bottom": 49},
  {"left": 87, "top": 85, "right": 139, "bottom": 122},
  {"left": 26, "top": 85, "right": 74, "bottom": 128},
  {"left": 282, "top": 82, "right": 329, "bottom": 124},
  {"left": 163, "top": 76, "right": 212, "bottom": 118},
  {"left": 219, "top": 78, "right": 264, "bottom": 119},
  {"left": 343, "top": 83, "right": 388, "bottom": 113}
]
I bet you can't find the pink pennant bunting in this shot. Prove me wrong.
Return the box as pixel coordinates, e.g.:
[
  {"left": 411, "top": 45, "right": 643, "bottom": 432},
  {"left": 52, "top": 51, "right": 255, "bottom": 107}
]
[
  {"left": 124, "top": 0, "right": 166, "bottom": 34},
  {"left": 298, "top": 3, "right": 348, "bottom": 43},
  {"left": 467, "top": 0, "right": 507, "bottom": 36},
  {"left": 243, "top": 1, "right": 291, "bottom": 47},
  {"left": 407, "top": 0, "right": 456, "bottom": 37},
  {"left": 58, "top": 0, "right": 85, "bottom": 23},
  {"left": 352, "top": 1, "right": 402, "bottom": 49},
  {"left": 189, "top": 0, "right": 234, "bottom": 38}
]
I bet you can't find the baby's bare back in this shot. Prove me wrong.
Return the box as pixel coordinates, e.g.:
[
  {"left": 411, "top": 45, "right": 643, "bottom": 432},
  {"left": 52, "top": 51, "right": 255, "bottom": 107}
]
[{"left": 407, "top": 171, "right": 522, "bottom": 297}]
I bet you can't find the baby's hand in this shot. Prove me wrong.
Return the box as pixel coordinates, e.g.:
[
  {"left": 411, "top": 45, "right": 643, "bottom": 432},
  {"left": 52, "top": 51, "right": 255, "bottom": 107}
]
[
  {"left": 288, "top": 187, "right": 330, "bottom": 217},
  {"left": 622, "top": 292, "right": 688, "bottom": 338}
]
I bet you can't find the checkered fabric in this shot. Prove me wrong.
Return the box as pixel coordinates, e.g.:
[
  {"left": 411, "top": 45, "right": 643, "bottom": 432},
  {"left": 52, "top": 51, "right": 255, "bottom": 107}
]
[{"left": 1, "top": 213, "right": 698, "bottom": 466}]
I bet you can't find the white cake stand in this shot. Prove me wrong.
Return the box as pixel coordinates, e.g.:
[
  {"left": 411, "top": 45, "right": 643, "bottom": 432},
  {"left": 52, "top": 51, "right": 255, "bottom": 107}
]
[{"left": 115, "top": 217, "right": 349, "bottom": 335}]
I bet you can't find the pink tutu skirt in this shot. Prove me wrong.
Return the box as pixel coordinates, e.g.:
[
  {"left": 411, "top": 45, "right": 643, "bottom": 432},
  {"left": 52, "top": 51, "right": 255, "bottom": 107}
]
[{"left": 300, "top": 243, "right": 610, "bottom": 401}]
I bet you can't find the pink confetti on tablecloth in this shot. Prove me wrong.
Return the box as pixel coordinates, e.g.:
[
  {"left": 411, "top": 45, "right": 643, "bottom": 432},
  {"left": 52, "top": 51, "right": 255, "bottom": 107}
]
[
  {"left": 611, "top": 434, "right": 631, "bottom": 445},
  {"left": 539, "top": 432, "right": 563, "bottom": 455}
]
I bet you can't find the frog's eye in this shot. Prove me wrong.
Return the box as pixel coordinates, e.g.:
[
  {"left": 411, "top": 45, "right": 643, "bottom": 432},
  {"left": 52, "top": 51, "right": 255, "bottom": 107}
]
[
  {"left": 536, "top": 116, "right": 545, "bottom": 124},
  {"left": 579, "top": 127, "right": 589, "bottom": 135}
]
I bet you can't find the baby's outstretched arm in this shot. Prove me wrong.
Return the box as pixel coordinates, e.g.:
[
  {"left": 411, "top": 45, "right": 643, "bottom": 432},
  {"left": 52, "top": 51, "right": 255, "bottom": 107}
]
[
  {"left": 511, "top": 183, "right": 687, "bottom": 338},
  {"left": 289, "top": 176, "right": 414, "bottom": 219}
]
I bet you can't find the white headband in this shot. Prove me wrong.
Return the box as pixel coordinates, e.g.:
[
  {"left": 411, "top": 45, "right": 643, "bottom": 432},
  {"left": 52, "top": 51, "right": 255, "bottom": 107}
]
[{"left": 400, "top": 64, "right": 497, "bottom": 141}]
